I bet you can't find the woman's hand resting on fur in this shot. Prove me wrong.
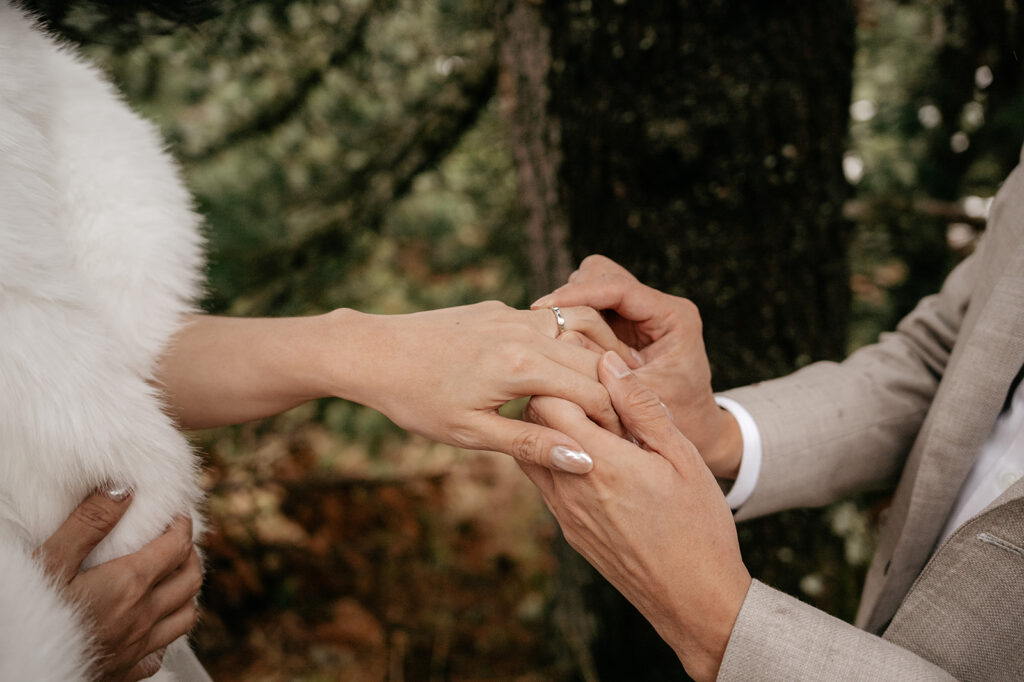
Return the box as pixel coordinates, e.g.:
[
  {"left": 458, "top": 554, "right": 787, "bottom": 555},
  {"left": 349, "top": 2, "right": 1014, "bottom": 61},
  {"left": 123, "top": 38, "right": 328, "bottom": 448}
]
[{"left": 36, "top": 491, "right": 202, "bottom": 681}]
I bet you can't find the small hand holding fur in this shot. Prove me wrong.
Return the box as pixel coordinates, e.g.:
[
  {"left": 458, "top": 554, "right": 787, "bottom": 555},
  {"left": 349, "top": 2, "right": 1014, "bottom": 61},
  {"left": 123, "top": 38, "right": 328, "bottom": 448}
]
[
  {"left": 35, "top": 491, "right": 202, "bottom": 682},
  {"left": 521, "top": 351, "right": 751, "bottom": 681},
  {"left": 533, "top": 255, "right": 743, "bottom": 478}
]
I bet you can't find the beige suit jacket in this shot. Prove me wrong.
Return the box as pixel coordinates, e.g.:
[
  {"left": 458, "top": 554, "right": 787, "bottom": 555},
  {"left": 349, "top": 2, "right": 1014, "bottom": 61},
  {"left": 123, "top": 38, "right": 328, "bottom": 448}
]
[{"left": 716, "top": 153, "right": 1024, "bottom": 680}]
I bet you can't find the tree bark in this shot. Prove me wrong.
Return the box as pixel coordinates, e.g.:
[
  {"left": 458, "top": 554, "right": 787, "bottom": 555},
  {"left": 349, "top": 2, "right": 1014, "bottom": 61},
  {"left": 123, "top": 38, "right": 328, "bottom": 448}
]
[{"left": 495, "top": 0, "right": 575, "bottom": 300}]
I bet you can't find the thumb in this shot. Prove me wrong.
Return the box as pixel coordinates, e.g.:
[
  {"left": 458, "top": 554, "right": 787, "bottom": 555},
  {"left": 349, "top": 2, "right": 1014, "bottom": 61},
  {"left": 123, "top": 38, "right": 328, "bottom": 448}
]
[
  {"left": 36, "top": 487, "right": 133, "bottom": 584},
  {"left": 482, "top": 413, "right": 593, "bottom": 474},
  {"left": 598, "top": 351, "right": 698, "bottom": 471}
]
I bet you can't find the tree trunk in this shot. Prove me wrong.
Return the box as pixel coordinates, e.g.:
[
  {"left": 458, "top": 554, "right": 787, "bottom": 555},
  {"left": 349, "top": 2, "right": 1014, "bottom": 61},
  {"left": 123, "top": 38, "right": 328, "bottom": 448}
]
[
  {"left": 495, "top": 0, "right": 575, "bottom": 298},
  {"left": 499, "top": 1, "right": 857, "bottom": 679}
]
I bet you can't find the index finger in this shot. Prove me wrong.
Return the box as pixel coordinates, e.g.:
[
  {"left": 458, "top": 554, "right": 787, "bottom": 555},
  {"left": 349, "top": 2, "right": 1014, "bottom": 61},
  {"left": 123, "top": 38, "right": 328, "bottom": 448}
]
[
  {"left": 532, "top": 278, "right": 662, "bottom": 328},
  {"left": 597, "top": 351, "right": 702, "bottom": 474},
  {"left": 36, "top": 488, "right": 133, "bottom": 584},
  {"left": 554, "top": 307, "right": 643, "bottom": 369}
]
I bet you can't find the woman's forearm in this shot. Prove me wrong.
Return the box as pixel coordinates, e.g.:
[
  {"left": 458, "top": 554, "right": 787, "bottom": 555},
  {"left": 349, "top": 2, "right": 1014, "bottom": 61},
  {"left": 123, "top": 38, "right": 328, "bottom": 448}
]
[{"left": 154, "top": 311, "right": 366, "bottom": 430}]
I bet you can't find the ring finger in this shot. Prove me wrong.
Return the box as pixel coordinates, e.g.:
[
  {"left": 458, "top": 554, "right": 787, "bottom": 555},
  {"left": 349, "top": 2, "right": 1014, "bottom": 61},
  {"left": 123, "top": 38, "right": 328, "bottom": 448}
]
[{"left": 533, "top": 306, "right": 642, "bottom": 369}]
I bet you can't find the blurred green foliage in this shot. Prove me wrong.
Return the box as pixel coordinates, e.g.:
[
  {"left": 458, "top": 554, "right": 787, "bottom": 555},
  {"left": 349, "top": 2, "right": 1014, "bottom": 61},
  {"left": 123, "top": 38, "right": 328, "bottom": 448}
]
[{"left": 848, "top": 0, "right": 1024, "bottom": 349}]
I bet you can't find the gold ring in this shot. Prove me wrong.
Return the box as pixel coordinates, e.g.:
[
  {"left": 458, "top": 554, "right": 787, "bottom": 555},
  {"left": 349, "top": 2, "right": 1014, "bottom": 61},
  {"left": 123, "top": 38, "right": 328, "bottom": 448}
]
[{"left": 551, "top": 306, "right": 567, "bottom": 334}]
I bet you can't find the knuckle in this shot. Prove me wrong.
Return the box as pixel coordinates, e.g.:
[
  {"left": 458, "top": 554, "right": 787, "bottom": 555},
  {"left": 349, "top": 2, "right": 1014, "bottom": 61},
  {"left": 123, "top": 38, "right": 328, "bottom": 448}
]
[
  {"left": 580, "top": 254, "right": 610, "bottom": 270},
  {"left": 524, "top": 396, "right": 557, "bottom": 426},
  {"left": 574, "top": 306, "right": 600, "bottom": 328},
  {"left": 510, "top": 429, "right": 544, "bottom": 464},
  {"left": 477, "top": 300, "right": 509, "bottom": 315},
  {"left": 187, "top": 562, "right": 204, "bottom": 597},
  {"left": 73, "top": 499, "right": 119, "bottom": 534},
  {"left": 677, "top": 298, "right": 703, "bottom": 328},
  {"left": 502, "top": 346, "right": 534, "bottom": 376},
  {"left": 138, "top": 651, "right": 164, "bottom": 677},
  {"left": 559, "top": 330, "right": 587, "bottom": 346},
  {"left": 125, "top": 567, "right": 151, "bottom": 602},
  {"left": 592, "top": 392, "right": 616, "bottom": 421},
  {"left": 173, "top": 532, "right": 193, "bottom": 565},
  {"left": 623, "top": 383, "right": 663, "bottom": 414},
  {"left": 562, "top": 530, "right": 583, "bottom": 553},
  {"left": 446, "top": 424, "right": 477, "bottom": 449},
  {"left": 522, "top": 399, "right": 541, "bottom": 425}
]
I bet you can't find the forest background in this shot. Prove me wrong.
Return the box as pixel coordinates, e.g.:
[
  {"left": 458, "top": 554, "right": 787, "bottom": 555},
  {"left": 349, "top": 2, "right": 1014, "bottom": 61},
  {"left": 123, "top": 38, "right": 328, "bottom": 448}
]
[{"left": 36, "top": 0, "right": 1024, "bottom": 679}]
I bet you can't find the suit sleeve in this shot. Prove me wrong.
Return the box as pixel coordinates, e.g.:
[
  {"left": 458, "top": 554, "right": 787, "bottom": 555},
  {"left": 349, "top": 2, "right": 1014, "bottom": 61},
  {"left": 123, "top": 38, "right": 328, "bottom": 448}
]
[
  {"left": 720, "top": 242, "right": 980, "bottom": 520},
  {"left": 0, "top": 536, "right": 92, "bottom": 682},
  {"left": 717, "top": 581, "right": 956, "bottom": 681}
]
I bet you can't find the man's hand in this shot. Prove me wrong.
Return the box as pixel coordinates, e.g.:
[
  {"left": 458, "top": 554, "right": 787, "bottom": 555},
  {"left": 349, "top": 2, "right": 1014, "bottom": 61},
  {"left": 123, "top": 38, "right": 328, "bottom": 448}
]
[
  {"left": 36, "top": 491, "right": 202, "bottom": 681},
  {"left": 532, "top": 255, "right": 743, "bottom": 478},
  {"left": 520, "top": 352, "right": 751, "bottom": 681}
]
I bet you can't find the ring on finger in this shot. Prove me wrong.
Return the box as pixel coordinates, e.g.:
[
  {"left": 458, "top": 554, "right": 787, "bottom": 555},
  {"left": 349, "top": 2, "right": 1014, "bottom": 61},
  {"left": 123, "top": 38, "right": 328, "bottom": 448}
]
[{"left": 550, "top": 306, "right": 567, "bottom": 334}]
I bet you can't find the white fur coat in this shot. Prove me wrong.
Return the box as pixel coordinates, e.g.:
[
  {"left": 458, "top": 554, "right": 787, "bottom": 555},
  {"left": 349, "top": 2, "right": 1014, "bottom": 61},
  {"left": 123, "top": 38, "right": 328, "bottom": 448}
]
[{"left": 0, "top": 4, "right": 206, "bottom": 679}]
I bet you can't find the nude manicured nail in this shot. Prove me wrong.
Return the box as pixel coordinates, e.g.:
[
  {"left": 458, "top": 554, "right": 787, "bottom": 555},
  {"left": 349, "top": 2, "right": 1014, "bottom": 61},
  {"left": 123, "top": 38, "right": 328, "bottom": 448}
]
[
  {"left": 630, "top": 348, "right": 644, "bottom": 366},
  {"left": 531, "top": 296, "right": 553, "bottom": 309},
  {"left": 604, "top": 351, "right": 632, "bottom": 378},
  {"left": 103, "top": 486, "right": 132, "bottom": 502},
  {"left": 550, "top": 446, "right": 594, "bottom": 474},
  {"left": 659, "top": 401, "right": 675, "bottom": 422}
]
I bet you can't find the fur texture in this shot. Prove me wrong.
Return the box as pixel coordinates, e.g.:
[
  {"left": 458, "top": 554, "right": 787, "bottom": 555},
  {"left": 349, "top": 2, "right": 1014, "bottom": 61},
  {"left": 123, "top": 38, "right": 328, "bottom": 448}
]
[{"left": 0, "top": 4, "right": 205, "bottom": 678}]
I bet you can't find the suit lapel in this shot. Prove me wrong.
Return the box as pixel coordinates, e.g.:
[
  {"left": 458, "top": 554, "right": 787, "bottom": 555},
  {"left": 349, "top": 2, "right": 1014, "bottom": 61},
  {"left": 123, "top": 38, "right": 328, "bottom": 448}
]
[{"left": 858, "top": 191, "right": 1024, "bottom": 632}]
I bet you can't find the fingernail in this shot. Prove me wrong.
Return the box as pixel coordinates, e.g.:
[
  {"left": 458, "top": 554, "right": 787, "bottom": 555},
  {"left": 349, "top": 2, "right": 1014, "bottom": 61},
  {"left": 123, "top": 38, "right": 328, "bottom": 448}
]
[
  {"left": 104, "top": 486, "right": 132, "bottom": 502},
  {"left": 659, "top": 401, "right": 675, "bottom": 422},
  {"left": 627, "top": 432, "right": 641, "bottom": 447},
  {"left": 550, "top": 446, "right": 594, "bottom": 474},
  {"left": 604, "top": 351, "right": 632, "bottom": 378},
  {"left": 531, "top": 296, "right": 553, "bottom": 309},
  {"left": 630, "top": 348, "right": 644, "bottom": 366}
]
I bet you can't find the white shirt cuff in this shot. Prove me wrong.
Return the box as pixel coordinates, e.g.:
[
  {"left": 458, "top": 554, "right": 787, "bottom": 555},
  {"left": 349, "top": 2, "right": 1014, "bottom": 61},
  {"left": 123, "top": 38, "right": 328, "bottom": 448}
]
[{"left": 715, "top": 395, "right": 763, "bottom": 510}]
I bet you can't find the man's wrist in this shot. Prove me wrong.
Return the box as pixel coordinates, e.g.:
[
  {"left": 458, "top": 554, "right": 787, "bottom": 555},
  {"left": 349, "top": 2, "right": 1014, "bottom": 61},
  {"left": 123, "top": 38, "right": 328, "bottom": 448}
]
[
  {"left": 661, "top": 568, "right": 752, "bottom": 682},
  {"left": 699, "top": 398, "right": 744, "bottom": 479}
]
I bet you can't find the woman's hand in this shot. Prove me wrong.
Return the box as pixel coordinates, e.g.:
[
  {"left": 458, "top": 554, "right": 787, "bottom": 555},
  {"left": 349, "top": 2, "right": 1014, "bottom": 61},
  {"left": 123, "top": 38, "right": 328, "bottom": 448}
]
[
  {"left": 35, "top": 490, "right": 202, "bottom": 682},
  {"left": 521, "top": 351, "right": 751, "bottom": 681},
  {"left": 532, "top": 255, "right": 743, "bottom": 479},
  {"left": 330, "top": 301, "right": 641, "bottom": 472}
]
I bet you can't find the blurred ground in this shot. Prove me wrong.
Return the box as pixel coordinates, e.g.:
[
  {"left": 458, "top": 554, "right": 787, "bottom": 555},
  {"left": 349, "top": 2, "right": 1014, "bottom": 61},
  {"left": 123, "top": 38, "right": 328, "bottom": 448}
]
[{"left": 193, "top": 417, "right": 563, "bottom": 681}]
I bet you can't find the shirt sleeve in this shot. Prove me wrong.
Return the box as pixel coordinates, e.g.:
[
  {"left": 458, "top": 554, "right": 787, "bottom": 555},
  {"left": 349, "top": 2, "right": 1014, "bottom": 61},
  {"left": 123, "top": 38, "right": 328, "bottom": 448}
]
[{"left": 715, "top": 395, "right": 763, "bottom": 510}]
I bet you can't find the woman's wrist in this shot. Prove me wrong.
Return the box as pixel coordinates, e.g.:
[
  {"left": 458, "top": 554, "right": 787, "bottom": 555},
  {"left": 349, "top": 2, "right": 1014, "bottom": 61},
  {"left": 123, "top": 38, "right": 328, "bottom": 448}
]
[
  {"left": 158, "top": 312, "right": 374, "bottom": 429},
  {"left": 317, "top": 307, "right": 390, "bottom": 410}
]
